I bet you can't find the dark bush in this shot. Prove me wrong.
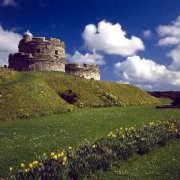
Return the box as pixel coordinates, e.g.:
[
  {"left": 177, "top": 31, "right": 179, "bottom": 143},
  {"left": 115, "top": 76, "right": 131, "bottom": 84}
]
[
  {"left": 59, "top": 89, "right": 80, "bottom": 104},
  {"left": 171, "top": 97, "right": 180, "bottom": 106}
]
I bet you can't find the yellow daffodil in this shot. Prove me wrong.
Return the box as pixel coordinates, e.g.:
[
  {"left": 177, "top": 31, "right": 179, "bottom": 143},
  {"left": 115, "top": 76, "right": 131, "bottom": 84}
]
[
  {"left": 58, "top": 151, "right": 64, "bottom": 157},
  {"left": 24, "top": 168, "right": 28, "bottom": 173},
  {"left": 92, "top": 144, "right": 96, "bottom": 148},
  {"left": 53, "top": 155, "right": 58, "bottom": 160},
  {"left": 63, "top": 156, "right": 67, "bottom": 163},
  {"left": 51, "top": 152, "right": 55, "bottom": 156},
  {"left": 9, "top": 166, "right": 13, "bottom": 171},
  {"left": 33, "top": 161, "right": 38, "bottom": 165},
  {"left": 29, "top": 163, "right": 33, "bottom": 168},
  {"left": 68, "top": 146, "right": 72, "bottom": 150},
  {"left": 20, "top": 163, "right": 25, "bottom": 168}
]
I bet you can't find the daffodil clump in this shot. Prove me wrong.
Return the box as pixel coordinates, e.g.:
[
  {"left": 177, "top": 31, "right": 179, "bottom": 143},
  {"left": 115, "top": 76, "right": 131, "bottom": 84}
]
[{"left": 9, "top": 120, "right": 179, "bottom": 179}]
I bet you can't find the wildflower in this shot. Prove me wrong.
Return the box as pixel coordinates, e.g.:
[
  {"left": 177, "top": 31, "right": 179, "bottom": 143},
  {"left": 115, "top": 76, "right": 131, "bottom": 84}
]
[
  {"left": 58, "top": 151, "right": 64, "bottom": 157},
  {"left": 53, "top": 155, "right": 58, "bottom": 160},
  {"left": 92, "top": 144, "right": 96, "bottom": 148},
  {"left": 29, "top": 163, "right": 33, "bottom": 168},
  {"left": 24, "top": 168, "right": 28, "bottom": 173},
  {"left": 33, "top": 161, "right": 38, "bottom": 165},
  {"left": 9, "top": 166, "right": 13, "bottom": 172},
  {"left": 20, "top": 163, "right": 25, "bottom": 168},
  {"left": 43, "top": 153, "right": 46, "bottom": 156},
  {"left": 68, "top": 146, "right": 72, "bottom": 150},
  {"left": 63, "top": 156, "right": 67, "bottom": 163},
  {"left": 112, "top": 134, "right": 116, "bottom": 138},
  {"left": 51, "top": 152, "right": 55, "bottom": 156}
]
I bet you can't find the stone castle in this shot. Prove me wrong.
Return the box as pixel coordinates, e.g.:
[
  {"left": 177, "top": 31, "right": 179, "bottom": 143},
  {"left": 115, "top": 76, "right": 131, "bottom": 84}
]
[{"left": 8, "top": 31, "right": 100, "bottom": 80}]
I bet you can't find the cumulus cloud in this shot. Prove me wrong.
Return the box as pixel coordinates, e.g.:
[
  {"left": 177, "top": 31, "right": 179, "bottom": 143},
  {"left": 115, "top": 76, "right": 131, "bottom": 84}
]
[
  {"left": 143, "top": 30, "right": 152, "bottom": 39},
  {"left": 157, "top": 15, "right": 180, "bottom": 71},
  {"left": 0, "top": 0, "right": 18, "bottom": 7},
  {"left": 158, "top": 36, "right": 180, "bottom": 46},
  {"left": 0, "top": 25, "right": 21, "bottom": 66},
  {"left": 157, "top": 15, "right": 180, "bottom": 46},
  {"left": 168, "top": 45, "right": 180, "bottom": 71},
  {"left": 82, "top": 20, "right": 145, "bottom": 56},
  {"left": 66, "top": 51, "right": 105, "bottom": 65},
  {"left": 114, "top": 56, "right": 180, "bottom": 90}
]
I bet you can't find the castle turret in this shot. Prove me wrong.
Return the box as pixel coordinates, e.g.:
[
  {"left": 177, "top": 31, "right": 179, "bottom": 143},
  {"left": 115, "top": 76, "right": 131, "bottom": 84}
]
[
  {"left": 8, "top": 32, "right": 66, "bottom": 72},
  {"left": 23, "top": 30, "right": 33, "bottom": 41}
]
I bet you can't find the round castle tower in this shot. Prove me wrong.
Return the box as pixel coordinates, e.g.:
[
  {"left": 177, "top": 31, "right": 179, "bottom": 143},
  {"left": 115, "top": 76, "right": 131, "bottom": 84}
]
[{"left": 9, "top": 31, "right": 66, "bottom": 71}]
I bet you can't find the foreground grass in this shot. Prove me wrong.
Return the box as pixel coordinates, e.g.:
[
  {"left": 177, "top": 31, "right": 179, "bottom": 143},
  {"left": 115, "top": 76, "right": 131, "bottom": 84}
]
[
  {"left": 94, "top": 140, "right": 180, "bottom": 180},
  {"left": 0, "top": 106, "right": 179, "bottom": 176}
]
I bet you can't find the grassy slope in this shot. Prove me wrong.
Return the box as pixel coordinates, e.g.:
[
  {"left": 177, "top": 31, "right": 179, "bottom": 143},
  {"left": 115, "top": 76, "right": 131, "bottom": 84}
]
[
  {"left": 0, "top": 106, "right": 179, "bottom": 176},
  {"left": 0, "top": 68, "right": 159, "bottom": 120},
  {"left": 94, "top": 141, "right": 180, "bottom": 180}
]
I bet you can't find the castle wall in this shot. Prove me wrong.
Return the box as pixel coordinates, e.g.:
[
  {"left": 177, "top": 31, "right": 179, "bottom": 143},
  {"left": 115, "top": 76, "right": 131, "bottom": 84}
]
[
  {"left": 65, "top": 64, "right": 100, "bottom": 80},
  {"left": 29, "top": 60, "right": 65, "bottom": 71}
]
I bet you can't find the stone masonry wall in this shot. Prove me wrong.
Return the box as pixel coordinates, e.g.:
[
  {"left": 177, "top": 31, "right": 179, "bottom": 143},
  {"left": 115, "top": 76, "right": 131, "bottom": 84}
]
[{"left": 65, "top": 64, "right": 100, "bottom": 80}]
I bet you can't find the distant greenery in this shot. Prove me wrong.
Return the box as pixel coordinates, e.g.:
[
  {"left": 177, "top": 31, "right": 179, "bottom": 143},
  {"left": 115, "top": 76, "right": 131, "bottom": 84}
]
[
  {"left": 0, "top": 106, "right": 179, "bottom": 177},
  {"left": 0, "top": 68, "right": 160, "bottom": 120},
  {"left": 9, "top": 120, "right": 180, "bottom": 179}
]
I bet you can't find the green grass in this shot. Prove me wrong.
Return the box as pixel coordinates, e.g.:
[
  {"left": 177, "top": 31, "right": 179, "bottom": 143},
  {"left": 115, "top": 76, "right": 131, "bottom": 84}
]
[
  {"left": 0, "top": 106, "right": 179, "bottom": 176},
  {"left": 0, "top": 68, "right": 160, "bottom": 120},
  {"left": 94, "top": 140, "right": 180, "bottom": 180}
]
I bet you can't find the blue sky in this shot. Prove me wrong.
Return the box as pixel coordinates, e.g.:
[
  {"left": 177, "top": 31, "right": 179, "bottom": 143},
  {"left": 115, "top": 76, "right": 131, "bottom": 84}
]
[{"left": 0, "top": 0, "right": 180, "bottom": 90}]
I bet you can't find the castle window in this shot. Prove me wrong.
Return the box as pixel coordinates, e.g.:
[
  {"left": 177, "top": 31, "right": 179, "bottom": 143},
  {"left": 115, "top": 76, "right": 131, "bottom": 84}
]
[{"left": 55, "top": 50, "right": 58, "bottom": 55}]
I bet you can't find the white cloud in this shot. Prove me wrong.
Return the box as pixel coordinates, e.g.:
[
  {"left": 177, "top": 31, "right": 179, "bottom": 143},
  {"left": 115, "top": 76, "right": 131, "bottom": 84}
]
[
  {"left": 82, "top": 20, "right": 145, "bottom": 56},
  {"left": 66, "top": 51, "right": 105, "bottom": 65},
  {"left": 157, "top": 15, "right": 180, "bottom": 46},
  {"left": 157, "top": 15, "right": 180, "bottom": 71},
  {"left": 0, "top": 0, "right": 17, "bottom": 7},
  {"left": 0, "top": 25, "right": 21, "bottom": 66},
  {"left": 168, "top": 45, "right": 180, "bottom": 71},
  {"left": 114, "top": 56, "right": 180, "bottom": 90},
  {"left": 143, "top": 30, "right": 152, "bottom": 39},
  {"left": 158, "top": 36, "right": 180, "bottom": 46}
]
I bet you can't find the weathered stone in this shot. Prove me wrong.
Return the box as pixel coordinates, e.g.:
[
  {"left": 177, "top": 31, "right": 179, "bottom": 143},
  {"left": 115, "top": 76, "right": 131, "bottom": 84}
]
[
  {"left": 65, "top": 64, "right": 100, "bottom": 80},
  {"left": 9, "top": 32, "right": 65, "bottom": 72}
]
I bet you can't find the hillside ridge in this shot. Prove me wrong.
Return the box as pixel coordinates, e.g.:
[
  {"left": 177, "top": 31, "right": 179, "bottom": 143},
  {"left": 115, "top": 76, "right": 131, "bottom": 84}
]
[{"left": 0, "top": 68, "right": 159, "bottom": 120}]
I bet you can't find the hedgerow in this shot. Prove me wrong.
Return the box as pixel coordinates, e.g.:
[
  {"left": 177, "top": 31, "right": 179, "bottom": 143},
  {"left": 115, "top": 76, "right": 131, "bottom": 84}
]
[{"left": 9, "top": 120, "right": 179, "bottom": 179}]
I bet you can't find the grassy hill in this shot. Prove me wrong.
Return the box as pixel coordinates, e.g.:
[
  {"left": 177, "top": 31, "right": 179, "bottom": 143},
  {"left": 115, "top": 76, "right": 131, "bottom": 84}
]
[{"left": 0, "top": 68, "right": 159, "bottom": 120}]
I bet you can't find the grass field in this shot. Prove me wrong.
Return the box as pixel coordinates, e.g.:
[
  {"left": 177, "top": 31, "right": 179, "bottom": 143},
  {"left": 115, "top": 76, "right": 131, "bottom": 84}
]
[
  {"left": 94, "top": 140, "right": 180, "bottom": 180},
  {"left": 0, "top": 105, "right": 179, "bottom": 177}
]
